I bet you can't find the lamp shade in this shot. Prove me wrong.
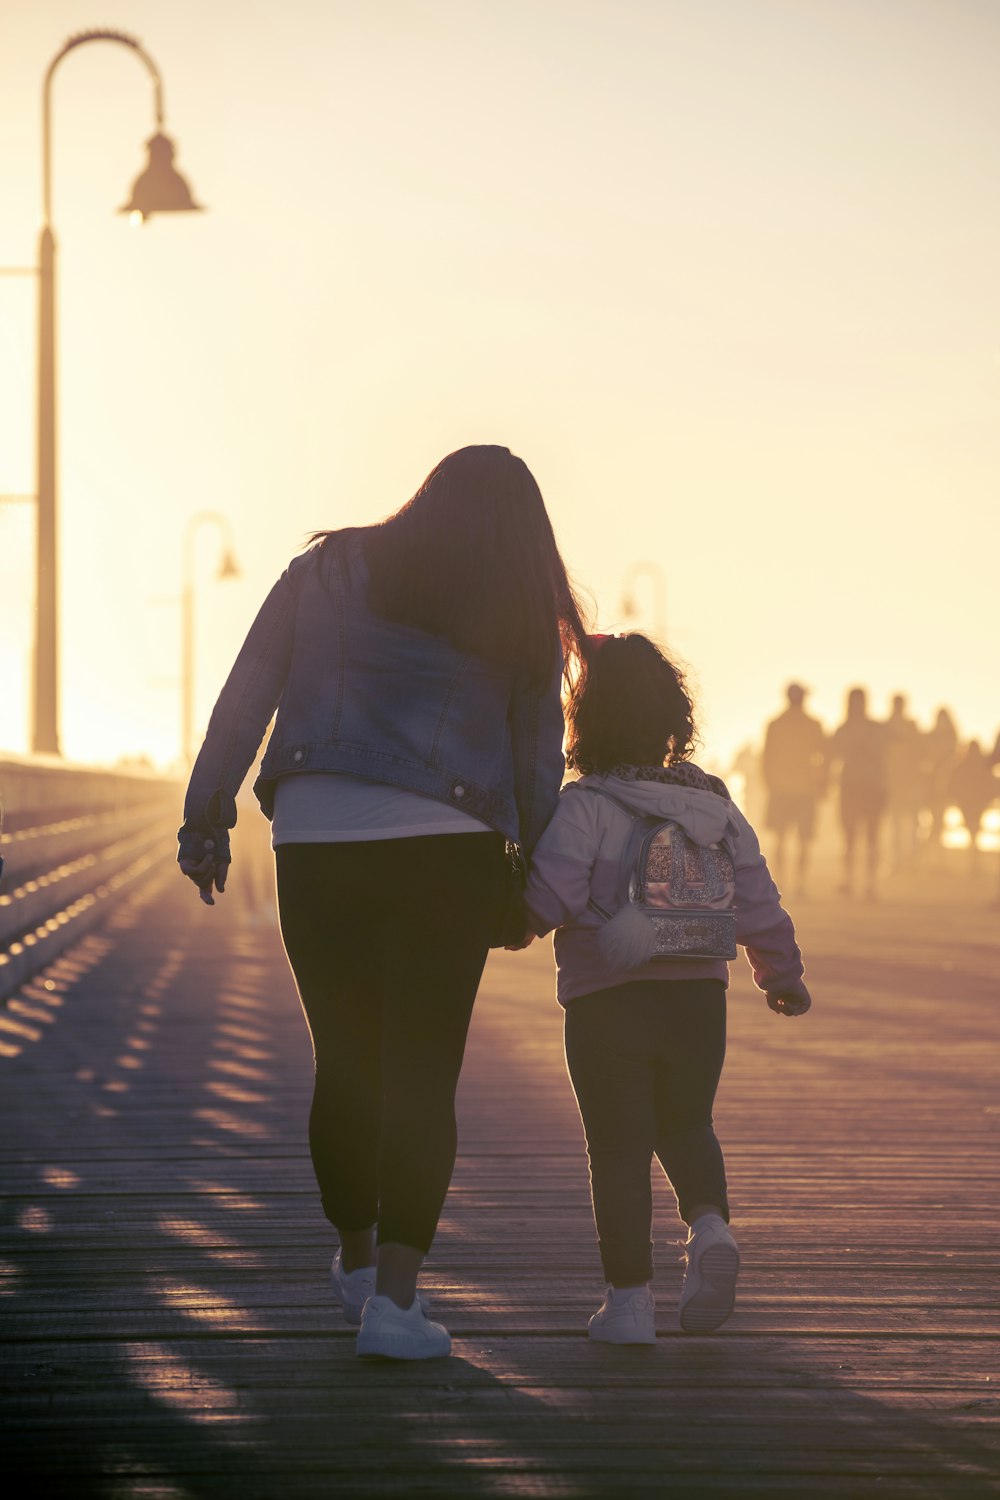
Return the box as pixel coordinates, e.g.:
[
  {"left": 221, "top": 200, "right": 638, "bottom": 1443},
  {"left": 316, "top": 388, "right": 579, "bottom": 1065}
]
[
  {"left": 119, "top": 132, "right": 203, "bottom": 221},
  {"left": 216, "top": 548, "right": 241, "bottom": 581}
]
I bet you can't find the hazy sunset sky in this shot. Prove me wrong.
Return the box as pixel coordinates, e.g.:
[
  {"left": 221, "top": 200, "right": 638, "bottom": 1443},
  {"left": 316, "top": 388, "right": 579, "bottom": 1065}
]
[{"left": 2, "top": 0, "right": 998, "bottom": 770}]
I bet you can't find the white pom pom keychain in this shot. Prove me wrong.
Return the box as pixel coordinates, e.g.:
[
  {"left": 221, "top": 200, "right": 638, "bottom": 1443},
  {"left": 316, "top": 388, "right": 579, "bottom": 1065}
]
[{"left": 597, "top": 902, "right": 658, "bottom": 967}]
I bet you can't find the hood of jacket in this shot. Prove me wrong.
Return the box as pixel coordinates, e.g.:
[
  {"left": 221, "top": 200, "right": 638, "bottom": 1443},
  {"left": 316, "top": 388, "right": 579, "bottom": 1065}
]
[{"left": 579, "top": 772, "right": 739, "bottom": 848}]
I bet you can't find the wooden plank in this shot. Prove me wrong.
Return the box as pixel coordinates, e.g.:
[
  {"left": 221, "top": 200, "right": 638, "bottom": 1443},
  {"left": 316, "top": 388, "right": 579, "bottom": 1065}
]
[{"left": 1, "top": 852, "right": 998, "bottom": 1496}]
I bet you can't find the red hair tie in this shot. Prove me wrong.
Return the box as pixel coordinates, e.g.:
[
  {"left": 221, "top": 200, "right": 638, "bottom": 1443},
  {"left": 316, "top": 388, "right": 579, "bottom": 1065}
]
[{"left": 586, "top": 633, "right": 613, "bottom": 653}]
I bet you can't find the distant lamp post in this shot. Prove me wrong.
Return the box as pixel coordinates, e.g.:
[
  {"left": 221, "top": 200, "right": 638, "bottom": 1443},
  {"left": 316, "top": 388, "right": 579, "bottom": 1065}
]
[
  {"left": 31, "top": 29, "right": 202, "bottom": 756},
  {"left": 620, "top": 561, "right": 667, "bottom": 644},
  {"left": 182, "top": 513, "right": 241, "bottom": 766}
]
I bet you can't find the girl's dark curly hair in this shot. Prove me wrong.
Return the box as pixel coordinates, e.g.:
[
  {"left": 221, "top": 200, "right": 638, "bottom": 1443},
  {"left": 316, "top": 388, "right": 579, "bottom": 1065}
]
[{"left": 565, "top": 633, "right": 697, "bottom": 774}]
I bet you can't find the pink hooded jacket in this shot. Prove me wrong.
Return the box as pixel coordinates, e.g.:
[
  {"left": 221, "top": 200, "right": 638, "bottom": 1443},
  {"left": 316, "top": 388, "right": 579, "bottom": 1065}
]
[{"left": 524, "top": 770, "right": 806, "bottom": 1006}]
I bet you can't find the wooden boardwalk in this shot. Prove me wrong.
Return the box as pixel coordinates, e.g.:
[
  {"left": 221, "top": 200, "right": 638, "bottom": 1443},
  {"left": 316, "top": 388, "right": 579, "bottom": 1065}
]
[{"left": 2, "top": 844, "right": 998, "bottom": 1498}]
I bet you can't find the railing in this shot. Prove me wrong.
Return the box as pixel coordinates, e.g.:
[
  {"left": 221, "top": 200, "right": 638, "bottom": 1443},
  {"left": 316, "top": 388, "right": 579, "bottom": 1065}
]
[{"left": 0, "top": 757, "right": 181, "bottom": 1001}]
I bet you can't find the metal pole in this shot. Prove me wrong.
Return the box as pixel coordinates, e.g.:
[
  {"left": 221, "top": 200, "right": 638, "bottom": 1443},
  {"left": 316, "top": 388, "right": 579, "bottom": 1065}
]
[
  {"left": 620, "top": 560, "right": 667, "bottom": 645},
  {"left": 181, "top": 512, "right": 239, "bottom": 765},
  {"left": 30, "top": 30, "right": 173, "bottom": 758},
  {"left": 32, "top": 224, "right": 59, "bottom": 754},
  {"left": 181, "top": 576, "right": 194, "bottom": 766}
]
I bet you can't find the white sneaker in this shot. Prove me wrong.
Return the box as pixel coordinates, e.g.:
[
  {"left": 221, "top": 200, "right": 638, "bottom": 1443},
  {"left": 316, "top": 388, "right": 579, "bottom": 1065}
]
[
  {"left": 330, "top": 1250, "right": 375, "bottom": 1325},
  {"left": 588, "top": 1285, "right": 656, "bottom": 1345},
  {"left": 356, "top": 1293, "right": 451, "bottom": 1361},
  {"left": 330, "top": 1251, "right": 431, "bottom": 1325},
  {"left": 679, "top": 1217, "right": 740, "bottom": 1333}
]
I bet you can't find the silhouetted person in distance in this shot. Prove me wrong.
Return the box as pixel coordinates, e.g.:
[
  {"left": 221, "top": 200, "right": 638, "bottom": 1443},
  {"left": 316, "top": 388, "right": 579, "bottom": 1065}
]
[
  {"left": 991, "top": 730, "right": 1000, "bottom": 906},
  {"left": 884, "top": 693, "right": 922, "bottom": 870},
  {"left": 731, "top": 740, "right": 765, "bottom": 827},
  {"left": 829, "top": 687, "right": 887, "bottom": 899},
  {"left": 761, "top": 683, "right": 827, "bottom": 897},
  {"left": 949, "top": 740, "right": 997, "bottom": 873},
  {"left": 920, "top": 708, "right": 959, "bottom": 856}
]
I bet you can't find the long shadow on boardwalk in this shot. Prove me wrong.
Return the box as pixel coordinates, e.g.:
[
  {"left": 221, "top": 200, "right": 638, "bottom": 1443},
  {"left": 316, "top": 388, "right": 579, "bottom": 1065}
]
[
  {"left": 2, "top": 869, "right": 999, "bottom": 1496},
  {"left": 6, "top": 1318, "right": 1000, "bottom": 1497}
]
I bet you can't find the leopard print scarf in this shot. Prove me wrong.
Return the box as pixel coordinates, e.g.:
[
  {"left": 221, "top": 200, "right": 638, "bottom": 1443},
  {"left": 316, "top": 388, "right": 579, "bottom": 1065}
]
[{"left": 607, "top": 762, "right": 731, "bottom": 801}]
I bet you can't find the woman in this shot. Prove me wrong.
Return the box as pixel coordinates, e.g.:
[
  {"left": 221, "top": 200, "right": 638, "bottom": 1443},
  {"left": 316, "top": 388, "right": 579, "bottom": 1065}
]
[{"left": 178, "top": 445, "right": 586, "bottom": 1360}]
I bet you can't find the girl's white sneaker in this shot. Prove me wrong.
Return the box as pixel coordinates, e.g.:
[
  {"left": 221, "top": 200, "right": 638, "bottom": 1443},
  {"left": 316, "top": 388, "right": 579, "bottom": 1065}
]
[
  {"left": 588, "top": 1286, "right": 656, "bottom": 1345},
  {"left": 356, "top": 1293, "right": 451, "bottom": 1360},
  {"left": 679, "top": 1217, "right": 740, "bottom": 1333}
]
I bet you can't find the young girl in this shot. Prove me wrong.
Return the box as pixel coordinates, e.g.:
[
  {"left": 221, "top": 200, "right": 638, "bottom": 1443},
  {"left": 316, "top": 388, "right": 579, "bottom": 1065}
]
[{"left": 523, "top": 634, "right": 811, "bottom": 1344}]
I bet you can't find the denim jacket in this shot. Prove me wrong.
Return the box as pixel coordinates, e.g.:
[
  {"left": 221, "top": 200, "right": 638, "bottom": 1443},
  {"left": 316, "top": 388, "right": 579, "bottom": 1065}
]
[{"left": 179, "top": 530, "right": 565, "bottom": 865}]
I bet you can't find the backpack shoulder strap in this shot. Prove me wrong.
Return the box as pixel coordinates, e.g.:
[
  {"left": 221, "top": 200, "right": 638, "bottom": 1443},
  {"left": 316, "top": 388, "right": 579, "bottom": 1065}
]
[{"left": 568, "top": 781, "right": 654, "bottom": 921}]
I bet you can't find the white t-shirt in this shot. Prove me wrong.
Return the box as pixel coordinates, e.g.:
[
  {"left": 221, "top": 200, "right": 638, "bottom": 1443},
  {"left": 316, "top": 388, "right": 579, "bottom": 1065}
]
[{"left": 270, "top": 773, "right": 493, "bottom": 846}]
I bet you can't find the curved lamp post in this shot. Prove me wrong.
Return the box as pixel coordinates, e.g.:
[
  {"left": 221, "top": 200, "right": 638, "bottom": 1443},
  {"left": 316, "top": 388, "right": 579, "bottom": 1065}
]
[
  {"left": 620, "top": 560, "right": 667, "bottom": 644},
  {"left": 182, "top": 512, "right": 241, "bottom": 766},
  {"left": 33, "top": 29, "right": 202, "bottom": 755}
]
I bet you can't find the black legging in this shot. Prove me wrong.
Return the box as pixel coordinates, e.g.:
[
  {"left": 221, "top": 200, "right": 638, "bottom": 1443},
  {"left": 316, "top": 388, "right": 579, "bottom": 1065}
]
[
  {"left": 564, "top": 978, "right": 729, "bottom": 1287},
  {"left": 276, "top": 833, "right": 504, "bottom": 1253}
]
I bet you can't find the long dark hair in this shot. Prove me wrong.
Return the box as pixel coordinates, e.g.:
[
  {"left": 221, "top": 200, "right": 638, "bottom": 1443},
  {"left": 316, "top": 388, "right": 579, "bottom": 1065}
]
[
  {"left": 565, "top": 633, "right": 696, "bottom": 773},
  {"left": 317, "top": 445, "right": 588, "bottom": 687}
]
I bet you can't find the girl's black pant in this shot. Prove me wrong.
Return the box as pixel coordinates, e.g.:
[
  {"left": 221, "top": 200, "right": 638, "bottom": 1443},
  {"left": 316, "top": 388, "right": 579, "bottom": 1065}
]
[
  {"left": 276, "top": 833, "right": 504, "bottom": 1254},
  {"left": 564, "top": 978, "right": 730, "bottom": 1288}
]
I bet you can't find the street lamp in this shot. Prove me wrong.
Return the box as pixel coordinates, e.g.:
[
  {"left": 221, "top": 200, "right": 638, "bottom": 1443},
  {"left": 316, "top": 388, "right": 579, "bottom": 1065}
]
[
  {"left": 620, "top": 560, "right": 667, "bottom": 644},
  {"left": 182, "top": 512, "right": 241, "bottom": 766},
  {"left": 31, "top": 28, "right": 202, "bottom": 756}
]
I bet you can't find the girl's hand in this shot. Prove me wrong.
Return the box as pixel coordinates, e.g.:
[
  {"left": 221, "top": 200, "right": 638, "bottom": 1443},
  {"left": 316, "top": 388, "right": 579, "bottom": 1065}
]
[
  {"left": 179, "top": 850, "right": 230, "bottom": 906},
  {"left": 767, "top": 985, "right": 811, "bottom": 1017}
]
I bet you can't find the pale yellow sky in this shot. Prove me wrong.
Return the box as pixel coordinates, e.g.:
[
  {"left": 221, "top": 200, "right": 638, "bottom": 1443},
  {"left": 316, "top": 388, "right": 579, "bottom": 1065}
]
[{"left": 2, "top": 0, "right": 998, "bottom": 770}]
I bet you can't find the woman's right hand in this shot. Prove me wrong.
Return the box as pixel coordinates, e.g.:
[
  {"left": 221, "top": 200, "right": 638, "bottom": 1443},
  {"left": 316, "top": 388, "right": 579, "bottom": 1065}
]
[
  {"left": 179, "top": 845, "right": 230, "bottom": 906},
  {"left": 504, "top": 931, "right": 536, "bottom": 953}
]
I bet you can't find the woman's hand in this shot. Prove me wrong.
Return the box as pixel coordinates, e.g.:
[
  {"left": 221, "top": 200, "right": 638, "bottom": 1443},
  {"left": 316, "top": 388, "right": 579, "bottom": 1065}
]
[
  {"left": 179, "top": 846, "right": 230, "bottom": 906},
  {"left": 504, "top": 931, "right": 536, "bottom": 953}
]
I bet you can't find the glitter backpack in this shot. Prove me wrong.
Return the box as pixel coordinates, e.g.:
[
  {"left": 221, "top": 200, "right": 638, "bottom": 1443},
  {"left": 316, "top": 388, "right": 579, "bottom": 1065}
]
[{"left": 581, "top": 785, "right": 737, "bottom": 966}]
